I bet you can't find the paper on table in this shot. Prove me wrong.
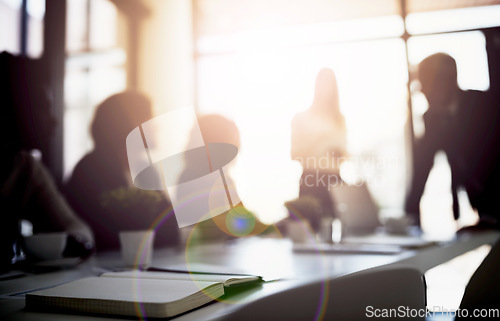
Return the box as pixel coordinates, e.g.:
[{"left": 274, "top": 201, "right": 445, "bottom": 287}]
[
  {"left": 342, "top": 234, "right": 442, "bottom": 249},
  {"left": 162, "top": 263, "right": 251, "bottom": 276},
  {"left": 102, "top": 270, "right": 261, "bottom": 287},
  {"left": 152, "top": 262, "right": 281, "bottom": 281}
]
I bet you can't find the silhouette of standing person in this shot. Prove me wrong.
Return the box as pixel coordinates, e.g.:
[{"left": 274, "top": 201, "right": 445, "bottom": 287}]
[
  {"left": 406, "top": 53, "right": 500, "bottom": 228},
  {"left": 291, "top": 68, "right": 347, "bottom": 230}
]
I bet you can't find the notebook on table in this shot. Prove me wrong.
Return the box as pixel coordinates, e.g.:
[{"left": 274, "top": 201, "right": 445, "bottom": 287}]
[{"left": 25, "top": 270, "right": 261, "bottom": 318}]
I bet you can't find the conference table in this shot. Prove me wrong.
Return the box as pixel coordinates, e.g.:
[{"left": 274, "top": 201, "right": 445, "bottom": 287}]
[{"left": 1, "top": 230, "right": 498, "bottom": 321}]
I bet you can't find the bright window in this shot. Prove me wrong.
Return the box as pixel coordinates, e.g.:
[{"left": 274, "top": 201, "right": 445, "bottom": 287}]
[
  {"left": 63, "top": 0, "right": 126, "bottom": 179},
  {"left": 196, "top": 5, "right": 500, "bottom": 226},
  {"left": 197, "top": 18, "right": 408, "bottom": 224},
  {"left": 0, "top": 0, "right": 44, "bottom": 57},
  {"left": 0, "top": 0, "right": 21, "bottom": 54}
]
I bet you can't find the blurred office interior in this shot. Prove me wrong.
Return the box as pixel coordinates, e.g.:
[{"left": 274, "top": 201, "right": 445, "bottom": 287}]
[
  {"left": 3, "top": 0, "right": 499, "bottom": 230},
  {"left": 2, "top": 0, "right": 500, "bottom": 311}
]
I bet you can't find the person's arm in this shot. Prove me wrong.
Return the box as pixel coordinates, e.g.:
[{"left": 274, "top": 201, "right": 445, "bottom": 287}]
[
  {"left": 20, "top": 153, "right": 94, "bottom": 254},
  {"left": 404, "top": 136, "right": 436, "bottom": 226}
]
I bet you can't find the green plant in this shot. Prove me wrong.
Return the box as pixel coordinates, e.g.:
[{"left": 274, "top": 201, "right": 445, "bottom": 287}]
[{"left": 100, "top": 187, "right": 170, "bottom": 218}]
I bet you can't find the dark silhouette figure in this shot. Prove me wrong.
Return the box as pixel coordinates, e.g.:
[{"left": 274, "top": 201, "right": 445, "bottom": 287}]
[
  {"left": 65, "top": 92, "right": 179, "bottom": 251},
  {"left": 457, "top": 237, "right": 500, "bottom": 319},
  {"left": 0, "top": 52, "right": 94, "bottom": 272},
  {"left": 291, "top": 68, "right": 347, "bottom": 230},
  {"left": 406, "top": 53, "right": 500, "bottom": 227}
]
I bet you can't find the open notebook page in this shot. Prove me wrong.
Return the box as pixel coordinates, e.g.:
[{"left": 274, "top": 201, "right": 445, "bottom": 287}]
[
  {"left": 102, "top": 270, "right": 261, "bottom": 286},
  {"left": 26, "top": 277, "right": 223, "bottom": 318}
]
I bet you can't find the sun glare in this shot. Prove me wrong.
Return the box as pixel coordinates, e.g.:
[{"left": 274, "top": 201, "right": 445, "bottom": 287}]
[{"left": 198, "top": 31, "right": 409, "bottom": 223}]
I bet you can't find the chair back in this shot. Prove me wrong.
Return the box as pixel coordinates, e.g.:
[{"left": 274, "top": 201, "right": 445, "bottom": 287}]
[{"left": 216, "top": 265, "right": 426, "bottom": 321}]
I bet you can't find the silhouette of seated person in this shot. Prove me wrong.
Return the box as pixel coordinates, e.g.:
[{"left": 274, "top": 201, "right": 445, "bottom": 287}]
[
  {"left": 65, "top": 92, "right": 179, "bottom": 251},
  {"left": 0, "top": 52, "right": 94, "bottom": 272},
  {"left": 291, "top": 68, "right": 347, "bottom": 231},
  {"left": 177, "top": 114, "right": 268, "bottom": 240},
  {"left": 406, "top": 53, "right": 500, "bottom": 228}
]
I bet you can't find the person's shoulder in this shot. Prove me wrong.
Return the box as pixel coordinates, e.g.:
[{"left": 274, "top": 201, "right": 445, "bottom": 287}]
[
  {"left": 461, "top": 89, "right": 486, "bottom": 96},
  {"left": 292, "top": 110, "right": 307, "bottom": 121},
  {"left": 72, "top": 152, "right": 100, "bottom": 173},
  {"left": 460, "top": 90, "right": 492, "bottom": 105},
  {"left": 292, "top": 110, "right": 316, "bottom": 126},
  {"left": 459, "top": 90, "right": 496, "bottom": 116},
  {"left": 65, "top": 152, "right": 97, "bottom": 185}
]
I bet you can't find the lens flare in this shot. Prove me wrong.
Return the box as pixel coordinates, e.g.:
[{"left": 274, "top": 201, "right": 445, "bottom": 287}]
[
  {"left": 225, "top": 206, "right": 256, "bottom": 236},
  {"left": 129, "top": 200, "right": 331, "bottom": 321}
]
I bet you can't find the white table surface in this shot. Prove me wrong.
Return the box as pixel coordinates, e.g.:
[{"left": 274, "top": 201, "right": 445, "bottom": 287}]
[{"left": 1, "top": 231, "right": 498, "bottom": 321}]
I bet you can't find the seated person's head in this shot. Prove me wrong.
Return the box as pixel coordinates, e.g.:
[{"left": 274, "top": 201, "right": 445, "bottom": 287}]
[
  {"left": 418, "top": 53, "right": 459, "bottom": 109},
  {"left": 182, "top": 114, "right": 240, "bottom": 176},
  {"left": 91, "top": 91, "right": 152, "bottom": 164},
  {"left": 198, "top": 114, "right": 240, "bottom": 148},
  {"left": 313, "top": 68, "right": 339, "bottom": 108}
]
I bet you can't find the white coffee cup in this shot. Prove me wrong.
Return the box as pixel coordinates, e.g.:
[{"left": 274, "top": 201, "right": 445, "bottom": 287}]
[
  {"left": 119, "top": 230, "right": 155, "bottom": 268},
  {"left": 24, "top": 232, "right": 68, "bottom": 260}
]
